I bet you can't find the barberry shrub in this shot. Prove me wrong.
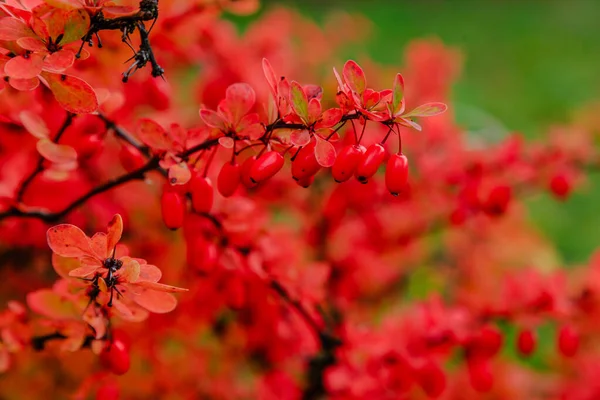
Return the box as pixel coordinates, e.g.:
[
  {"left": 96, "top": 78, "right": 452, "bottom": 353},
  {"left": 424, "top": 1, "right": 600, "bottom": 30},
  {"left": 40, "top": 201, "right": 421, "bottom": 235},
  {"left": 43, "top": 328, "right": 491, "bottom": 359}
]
[{"left": 0, "top": 1, "right": 599, "bottom": 399}]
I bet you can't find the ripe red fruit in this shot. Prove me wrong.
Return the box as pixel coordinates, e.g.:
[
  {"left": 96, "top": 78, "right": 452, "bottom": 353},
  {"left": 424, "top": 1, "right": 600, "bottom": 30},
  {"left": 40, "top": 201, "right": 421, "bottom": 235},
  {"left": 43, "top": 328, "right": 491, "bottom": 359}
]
[
  {"left": 549, "top": 173, "right": 571, "bottom": 200},
  {"left": 189, "top": 175, "right": 213, "bottom": 213},
  {"left": 119, "top": 145, "right": 146, "bottom": 172},
  {"left": 517, "top": 328, "right": 536, "bottom": 356},
  {"left": 467, "top": 325, "right": 503, "bottom": 358},
  {"left": 240, "top": 156, "right": 258, "bottom": 189},
  {"left": 385, "top": 153, "right": 409, "bottom": 196},
  {"left": 161, "top": 190, "right": 185, "bottom": 230},
  {"left": 249, "top": 151, "right": 284, "bottom": 183},
  {"left": 292, "top": 143, "right": 320, "bottom": 180},
  {"left": 482, "top": 185, "right": 512, "bottom": 216},
  {"left": 217, "top": 161, "right": 241, "bottom": 197},
  {"left": 75, "top": 134, "right": 104, "bottom": 160},
  {"left": 467, "top": 356, "right": 493, "bottom": 393},
  {"left": 95, "top": 382, "right": 119, "bottom": 400},
  {"left": 331, "top": 145, "right": 364, "bottom": 183},
  {"left": 225, "top": 272, "right": 246, "bottom": 310},
  {"left": 99, "top": 338, "right": 130, "bottom": 376},
  {"left": 187, "top": 237, "right": 218, "bottom": 274},
  {"left": 416, "top": 359, "right": 446, "bottom": 398},
  {"left": 557, "top": 324, "right": 579, "bottom": 357},
  {"left": 355, "top": 143, "right": 386, "bottom": 183},
  {"left": 296, "top": 174, "right": 314, "bottom": 188}
]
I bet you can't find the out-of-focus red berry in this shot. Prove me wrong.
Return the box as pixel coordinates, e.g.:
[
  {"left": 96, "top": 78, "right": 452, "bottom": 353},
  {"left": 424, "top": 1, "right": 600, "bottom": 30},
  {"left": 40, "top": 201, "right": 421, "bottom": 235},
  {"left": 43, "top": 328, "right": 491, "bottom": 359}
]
[
  {"left": 187, "top": 237, "right": 218, "bottom": 274},
  {"left": 557, "top": 324, "right": 579, "bottom": 357},
  {"left": 161, "top": 190, "right": 185, "bottom": 230},
  {"left": 482, "top": 185, "right": 511, "bottom": 216},
  {"left": 189, "top": 175, "right": 213, "bottom": 213},
  {"left": 95, "top": 382, "right": 120, "bottom": 400},
  {"left": 549, "top": 173, "right": 571, "bottom": 200},
  {"left": 517, "top": 328, "right": 536, "bottom": 356}
]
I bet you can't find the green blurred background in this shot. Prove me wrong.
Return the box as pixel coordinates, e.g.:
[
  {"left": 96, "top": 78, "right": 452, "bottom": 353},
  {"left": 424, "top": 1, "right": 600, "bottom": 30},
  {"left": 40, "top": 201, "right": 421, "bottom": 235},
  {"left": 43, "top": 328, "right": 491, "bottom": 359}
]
[{"left": 229, "top": 0, "right": 600, "bottom": 264}]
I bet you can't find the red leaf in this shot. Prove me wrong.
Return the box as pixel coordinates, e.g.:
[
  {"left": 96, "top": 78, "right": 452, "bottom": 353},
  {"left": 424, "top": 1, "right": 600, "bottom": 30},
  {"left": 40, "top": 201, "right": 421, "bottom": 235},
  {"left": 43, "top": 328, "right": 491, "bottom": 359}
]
[
  {"left": 221, "top": 83, "right": 255, "bottom": 124},
  {"left": 4, "top": 54, "right": 44, "bottom": 79},
  {"left": 42, "top": 49, "right": 75, "bottom": 72},
  {"left": 134, "top": 280, "right": 188, "bottom": 293},
  {"left": 0, "top": 18, "right": 34, "bottom": 40},
  {"left": 16, "top": 37, "right": 46, "bottom": 51},
  {"left": 403, "top": 102, "right": 448, "bottom": 118},
  {"left": 131, "top": 289, "right": 178, "bottom": 314},
  {"left": 343, "top": 60, "right": 366, "bottom": 95},
  {"left": 289, "top": 80, "right": 308, "bottom": 122},
  {"left": 199, "top": 108, "right": 226, "bottom": 130},
  {"left": 290, "top": 129, "right": 311, "bottom": 147},
  {"left": 41, "top": 72, "right": 98, "bottom": 114},
  {"left": 43, "top": 0, "right": 82, "bottom": 9},
  {"left": 307, "top": 98, "right": 321, "bottom": 122},
  {"left": 137, "top": 118, "right": 172, "bottom": 151},
  {"left": 314, "top": 138, "right": 336, "bottom": 167},
  {"left": 316, "top": 108, "right": 343, "bottom": 129},
  {"left": 9, "top": 77, "right": 40, "bottom": 91},
  {"left": 52, "top": 253, "right": 81, "bottom": 279},
  {"left": 47, "top": 223, "right": 95, "bottom": 259},
  {"left": 262, "top": 58, "right": 278, "bottom": 96}
]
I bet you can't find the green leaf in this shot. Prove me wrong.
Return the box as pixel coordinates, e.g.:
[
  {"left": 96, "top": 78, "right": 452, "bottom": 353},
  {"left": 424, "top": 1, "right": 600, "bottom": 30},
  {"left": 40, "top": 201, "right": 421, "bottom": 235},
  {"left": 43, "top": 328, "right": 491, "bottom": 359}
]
[
  {"left": 289, "top": 81, "right": 309, "bottom": 122},
  {"left": 391, "top": 73, "right": 405, "bottom": 115},
  {"left": 403, "top": 102, "right": 448, "bottom": 118},
  {"left": 61, "top": 9, "right": 90, "bottom": 45}
]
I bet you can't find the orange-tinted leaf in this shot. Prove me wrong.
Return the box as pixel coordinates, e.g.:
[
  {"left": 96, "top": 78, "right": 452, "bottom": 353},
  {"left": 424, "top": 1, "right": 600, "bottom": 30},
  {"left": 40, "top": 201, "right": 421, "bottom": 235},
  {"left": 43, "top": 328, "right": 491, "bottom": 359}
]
[
  {"left": 168, "top": 163, "right": 191, "bottom": 185},
  {"left": 102, "top": 5, "right": 137, "bottom": 18},
  {"left": 221, "top": 83, "right": 255, "bottom": 123},
  {"left": 290, "top": 129, "right": 310, "bottom": 146},
  {"left": 43, "top": 0, "right": 82, "bottom": 9},
  {"left": 199, "top": 108, "right": 226, "bottom": 129},
  {"left": 137, "top": 118, "right": 172, "bottom": 151},
  {"left": 343, "top": 60, "right": 366, "bottom": 95},
  {"left": 106, "top": 214, "right": 122, "bottom": 254},
  {"left": 132, "top": 289, "right": 178, "bottom": 313},
  {"left": 118, "top": 257, "right": 140, "bottom": 283},
  {"left": 133, "top": 280, "right": 188, "bottom": 293},
  {"left": 20, "top": 110, "right": 49, "bottom": 139},
  {"left": 0, "top": 18, "right": 34, "bottom": 40},
  {"left": 68, "top": 262, "right": 101, "bottom": 278},
  {"left": 26, "top": 289, "right": 78, "bottom": 319},
  {"left": 47, "top": 223, "right": 95, "bottom": 258},
  {"left": 139, "top": 264, "right": 162, "bottom": 282},
  {"left": 90, "top": 232, "right": 108, "bottom": 259},
  {"left": 52, "top": 253, "right": 82, "bottom": 278},
  {"left": 289, "top": 81, "right": 308, "bottom": 122},
  {"left": 112, "top": 299, "right": 148, "bottom": 322},
  {"left": 36, "top": 138, "right": 77, "bottom": 163},
  {"left": 316, "top": 108, "right": 343, "bottom": 129},
  {"left": 403, "top": 102, "right": 448, "bottom": 118},
  {"left": 4, "top": 54, "right": 43, "bottom": 79},
  {"left": 8, "top": 77, "right": 40, "bottom": 91},
  {"left": 41, "top": 72, "right": 98, "bottom": 114},
  {"left": 16, "top": 37, "right": 46, "bottom": 51},
  {"left": 314, "top": 138, "right": 336, "bottom": 167},
  {"left": 43, "top": 49, "right": 75, "bottom": 72},
  {"left": 61, "top": 9, "right": 90, "bottom": 45}
]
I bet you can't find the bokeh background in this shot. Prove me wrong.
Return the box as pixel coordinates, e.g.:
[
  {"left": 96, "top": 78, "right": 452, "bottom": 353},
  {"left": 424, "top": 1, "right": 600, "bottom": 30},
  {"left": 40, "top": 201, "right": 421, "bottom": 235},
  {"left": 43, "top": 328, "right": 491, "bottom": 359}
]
[{"left": 230, "top": 0, "right": 600, "bottom": 264}]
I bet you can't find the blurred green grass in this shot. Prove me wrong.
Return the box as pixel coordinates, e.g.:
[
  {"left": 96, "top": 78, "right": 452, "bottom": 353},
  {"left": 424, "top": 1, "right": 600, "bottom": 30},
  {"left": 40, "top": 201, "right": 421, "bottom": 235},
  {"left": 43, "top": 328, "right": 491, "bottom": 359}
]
[{"left": 229, "top": 0, "right": 600, "bottom": 264}]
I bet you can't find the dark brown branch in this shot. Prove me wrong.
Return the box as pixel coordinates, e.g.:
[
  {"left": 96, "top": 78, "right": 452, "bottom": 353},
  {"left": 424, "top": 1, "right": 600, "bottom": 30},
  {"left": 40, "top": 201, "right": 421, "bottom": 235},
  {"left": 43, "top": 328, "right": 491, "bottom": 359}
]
[{"left": 31, "top": 332, "right": 95, "bottom": 351}]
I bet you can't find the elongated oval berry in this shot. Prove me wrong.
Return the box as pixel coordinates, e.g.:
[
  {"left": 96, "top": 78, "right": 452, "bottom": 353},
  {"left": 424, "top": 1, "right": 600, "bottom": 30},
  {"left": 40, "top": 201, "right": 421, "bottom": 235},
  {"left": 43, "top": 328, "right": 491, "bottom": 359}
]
[
  {"left": 119, "top": 145, "right": 146, "bottom": 172},
  {"left": 296, "top": 174, "right": 314, "bottom": 188},
  {"left": 332, "top": 145, "right": 364, "bottom": 183},
  {"left": 241, "top": 156, "right": 258, "bottom": 189},
  {"left": 355, "top": 143, "right": 386, "bottom": 183},
  {"left": 467, "top": 357, "right": 493, "bottom": 393},
  {"left": 517, "top": 328, "right": 536, "bottom": 356},
  {"left": 250, "top": 151, "right": 284, "bottom": 183},
  {"left": 292, "top": 143, "right": 320, "bottom": 180},
  {"left": 189, "top": 175, "right": 213, "bottom": 213},
  {"left": 161, "top": 190, "right": 185, "bottom": 230},
  {"left": 557, "top": 324, "right": 579, "bottom": 357},
  {"left": 386, "top": 153, "right": 409, "bottom": 195},
  {"left": 99, "top": 338, "right": 130, "bottom": 375},
  {"left": 217, "top": 162, "right": 241, "bottom": 197},
  {"left": 95, "top": 382, "right": 119, "bottom": 400},
  {"left": 187, "top": 237, "right": 218, "bottom": 274},
  {"left": 416, "top": 359, "right": 446, "bottom": 398}
]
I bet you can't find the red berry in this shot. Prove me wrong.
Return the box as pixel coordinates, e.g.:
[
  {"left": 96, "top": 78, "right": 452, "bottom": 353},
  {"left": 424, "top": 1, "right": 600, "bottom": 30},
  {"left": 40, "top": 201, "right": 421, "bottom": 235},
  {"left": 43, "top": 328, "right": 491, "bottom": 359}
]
[
  {"left": 217, "top": 162, "right": 241, "bottom": 197},
  {"left": 161, "top": 190, "right": 185, "bottom": 230},
  {"left": 240, "top": 156, "right": 258, "bottom": 189},
  {"left": 187, "top": 237, "right": 218, "bottom": 274},
  {"left": 75, "top": 134, "right": 104, "bottom": 160},
  {"left": 249, "top": 151, "right": 284, "bottom": 183},
  {"left": 482, "top": 185, "right": 511, "bottom": 216},
  {"left": 549, "top": 173, "right": 571, "bottom": 200},
  {"left": 467, "top": 356, "right": 493, "bottom": 393},
  {"left": 119, "top": 145, "right": 146, "bottom": 172},
  {"left": 517, "top": 328, "right": 536, "bottom": 356},
  {"left": 95, "top": 382, "right": 119, "bottom": 400},
  {"left": 292, "top": 143, "right": 320, "bottom": 180},
  {"left": 296, "top": 174, "right": 314, "bottom": 188},
  {"left": 467, "top": 325, "right": 503, "bottom": 358},
  {"left": 225, "top": 272, "right": 246, "bottom": 310},
  {"left": 331, "top": 145, "right": 364, "bottom": 183},
  {"left": 557, "top": 324, "right": 579, "bottom": 357},
  {"left": 385, "top": 153, "right": 409, "bottom": 196},
  {"left": 355, "top": 143, "right": 386, "bottom": 183},
  {"left": 99, "top": 338, "right": 130, "bottom": 376},
  {"left": 189, "top": 175, "right": 213, "bottom": 213},
  {"left": 416, "top": 359, "right": 446, "bottom": 398}
]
